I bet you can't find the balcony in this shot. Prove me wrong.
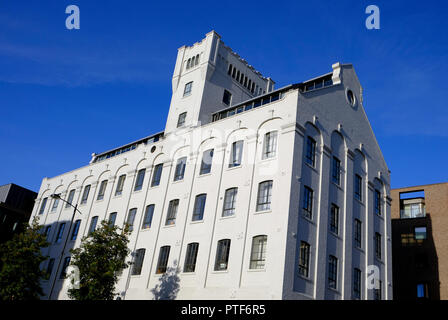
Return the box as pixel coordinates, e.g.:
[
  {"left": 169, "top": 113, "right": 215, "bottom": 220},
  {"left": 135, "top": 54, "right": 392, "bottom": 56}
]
[{"left": 400, "top": 198, "right": 426, "bottom": 219}]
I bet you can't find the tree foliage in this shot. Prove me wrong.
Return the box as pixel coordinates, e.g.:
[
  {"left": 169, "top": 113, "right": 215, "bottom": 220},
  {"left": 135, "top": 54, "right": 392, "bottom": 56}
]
[
  {"left": 0, "top": 217, "right": 49, "bottom": 300},
  {"left": 67, "top": 220, "right": 131, "bottom": 300}
]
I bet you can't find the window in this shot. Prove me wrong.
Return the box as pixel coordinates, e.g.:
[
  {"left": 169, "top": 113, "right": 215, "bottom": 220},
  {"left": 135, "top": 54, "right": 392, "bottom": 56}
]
[
  {"left": 177, "top": 112, "right": 187, "bottom": 128},
  {"left": 81, "top": 185, "right": 91, "bottom": 204},
  {"left": 97, "top": 180, "right": 108, "bottom": 200},
  {"left": 142, "top": 205, "right": 155, "bottom": 229},
  {"left": 134, "top": 169, "right": 146, "bottom": 191},
  {"left": 330, "top": 204, "right": 339, "bottom": 235},
  {"left": 71, "top": 220, "right": 81, "bottom": 241},
  {"left": 115, "top": 174, "right": 126, "bottom": 196},
  {"left": 354, "top": 219, "right": 362, "bottom": 248},
  {"left": 328, "top": 255, "right": 338, "bottom": 289},
  {"left": 156, "top": 246, "right": 170, "bottom": 274},
  {"left": 214, "top": 239, "right": 231, "bottom": 271},
  {"left": 55, "top": 223, "right": 66, "bottom": 243},
  {"left": 305, "top": 136, "right": 316, "bottom": 167},
  {"left": 298, "top": 241, "right": 310, "bottom": 277},
  {"left": 263, "top": 131, "right": 278, "bottom": 159},
  {"left": 415, "top": 227, "right": 427, "bottom": 240},
  {"left": 375, "top": 232, "right": 382, "bottom": 260},
  {"left": 229, "top": 140, "right": 243, "bottom": 168},
  {"left": 375, "top": 189, "right": 381, "bottom": 215},
  {"left": 223, "top": 90, "right": 232, "bottom": 105},
  {"left": 60, "top": 257, "right": 71, "bottom": 279},
  {"left": 126, "top": 208, "right": 137, "bottom": 232},
  {"left": 332, "top": 156, "right": 341, "bottom": 185},
  {"left": 303, "top": 186, "right": 314, "bottom": 219},
  {"left": 199, "top": 149, "right": 214, "bottom": 175},
  {"left": 250, "top": 235, "right": 267, "bottom": 269},
  {"left": 50, "top": 198, "right": 59, "bottom": 212},
  {"left": 374, "top": 280, "right": 382, "bottom": 300},
  {"left": 165, "top": 199, "right": 179, "bottom": 225},
  {"left": 39, "top": 197, "right": 48, "bottom": 215},
  {"left": 131, "top": 248, "right": 146, "bottom": 276},
  {"left": 184, "top": 243, "right": 199, "bottom": 273},
  {"left": 183, "top": 81, "right": 193, "bottom": 97},
  {"left": 417, "top": 283, "right": 428, "bottom": 299},
  {"left": 227, "top": 64, "right": 232, "bottom": 75},
  {"left": 46, "top": 258, "right": 55, "bottom": 279},
  {"left": 354, "top": 174, "right": 362, "bottom": 201},
  {"left": 353, "top": 268, "right": 362, "bottom": 299},
  {"left": 192, "top": 194, "right": 206, "bottom": 221},
  {"left": 151, "top": 164, "right": 163, "bottom": 187},
  {"left": 88, "top": 216, "right": 98, "bottom": 235},
  {"left": 174, "top": 157, "right": 187, "bottom": 181},
  {"left": 66, "top": 189, "right": 75, "bottom": 208},
  {"left": 256, "top": 181, "right": 273, "bottom": 212},
  {"left": 44, "top": 225, "right": 52, "bottom": 241},
  {"left": 109, "top": 212, "right": 117, "bottom": 227},
  {"left": 223, "top": 188, "right": 237, "bottom": 217}
]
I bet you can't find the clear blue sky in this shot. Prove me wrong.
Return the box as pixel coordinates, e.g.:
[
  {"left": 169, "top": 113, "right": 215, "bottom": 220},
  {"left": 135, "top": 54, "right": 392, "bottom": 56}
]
[{"left": 1, "top": 0, "right": 447, "bottom": 192}]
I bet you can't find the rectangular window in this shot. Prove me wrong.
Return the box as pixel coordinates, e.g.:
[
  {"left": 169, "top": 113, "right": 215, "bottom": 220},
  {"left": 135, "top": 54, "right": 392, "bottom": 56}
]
[
  {"left": 298, "top": 241, "right": 310, "bottom": 277},
  {"left": 177, "top": 112, "right": 187, "bottom": 128},
  {"left": 417, "top": 283, "right": 428, "bottom": 298},
  {"left": 174, "top": 157, "right": 187, "bottom": 181},
  {"left": 131, "top": 248, "right": 146, "bottom": 276},
  {"left": 355, "top": 174, "right": 362, "bottom": 201},
  {"left": 156, "top": 246, "right": 170, "bottom": 274},
  {"left": 184, "top": 243, "right": 199, "bottom": 273},
  {"left": 66, "top": 189, "right": 75, "bottom": 208},
  {"left": 375, "top": 232, "right": 382, "bottom": 260},
  {"left": 109, "top": 212, "right": 117, "bottom": 227},
  {"left": 134, "top": 169, "right": 146, "bottom": 191},
  {"left": 223, "top": 89, "right": 232, "bottom": 105},
  {"left": 192, "top": 194, "right": 206, "bottom": 221},
  {"left": 354, "top": 219, "right": 362, "bottom": 248},
  {"left": 70, "top": 219, "right": 81, "bottom": 241},
  {"left": 165, "top": 199, "right": 179, "bottom": 225},
  {"left": 46, "top": 258, "right": 55, "bottom": 279},
  {"left": 303, "top": 186, "right": 314, "bottom": 219},
  {"left": 115, "top": 174, "right": 126, "bottom": 196},
  {"left": 55, "top": 223, "right": 66, "bottom": 243},
  {"left": 183, "top": 81, "right": 193, "bottom": 97},
  {"left": 199, "top": 149, "right": 214, "bottom": 175},
  {"left": 127, "top": 208, "right": 137, "bottom": 232},
  {"left": 44, "top": 225, "right": 52, "bottom": 241},
  {"left": 375, "top": 189, "right": 381, "bottom": 215},
  {"left": 263, "top": 131, "right": 278, "bottom": 159},
  {"left": 151, "top": 164, "right": 163, "bottom": 187},
  {"left": 374, "top": 280, "right": 382, "bottom": 300},
  {"left": 250, "top": 235, "right": 267, "bottom": 269},
  {"left": 223, "top": 188, "right": 237, "bottom": 217},
  {"left": 50, "top": 198, "right": 59, "bottom": 213},
  {"left": 142, "top": 205, "right": 155, "bottom": 229},
  {"left": 256, "top": 180, "right": 273, "bottom": 212},
  {"left": 214, "top": 239, "right": 231, "bottom": 271},
  {"left": 81, "top": 185, "right": 91, "bottom": 204},
  {"left": 60, "top": 257, "right": 71, "bottom": 279},
  {"left": 328, "top": 255, "right": 338, "bottom": 289},
  {"left": 332, "top": 156, "right": 341, "bottom": 185},
  {"left": 229, "top": 140, "right": 243, "bottom": 168},
  {"left": 305, "top": 136, "right": 316, "bottom": 167},
  {"left": 415, "top": 226, "right": 427, "bottom": 240},
  {"left": 97, "top": 180, "right": 108, "bottom": 200},
  {"left": 330, "top": 204, "right": 339, "bottom": 235},
  {"left": 353, "top": 268, "right": 362, "bottom": 299},
  {"left": 39, "top": 197, "right": 48, "bottom": 215},
  {"left": 89, "top": 216, "right": 98, "bottom": 235}
]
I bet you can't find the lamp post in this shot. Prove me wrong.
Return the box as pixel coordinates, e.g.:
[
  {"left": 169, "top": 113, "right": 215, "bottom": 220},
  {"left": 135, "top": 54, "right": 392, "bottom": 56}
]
[{"left": 47, "top": 193, "right": 83, "bottom": 300}]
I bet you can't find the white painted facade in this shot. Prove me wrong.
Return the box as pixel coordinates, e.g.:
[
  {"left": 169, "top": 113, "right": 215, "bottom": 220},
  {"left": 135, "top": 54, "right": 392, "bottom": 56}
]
[{"left": 31, "top": 31, "right": 392, "bottom": 300}]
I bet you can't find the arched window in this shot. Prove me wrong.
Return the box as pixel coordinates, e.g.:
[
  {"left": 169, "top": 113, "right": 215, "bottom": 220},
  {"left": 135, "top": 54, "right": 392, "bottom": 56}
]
[
  {"left": 250, "top": 235, "right": 267, "bottom": 269},
  {"left": 228, "top": 64, "right": 233, "bottom": 75},
  {"left": 195, "top": 54, "right": 200, "bottom": 65},
  {"left": 186, "top": 58, "right": 191, "bottom": 69}
]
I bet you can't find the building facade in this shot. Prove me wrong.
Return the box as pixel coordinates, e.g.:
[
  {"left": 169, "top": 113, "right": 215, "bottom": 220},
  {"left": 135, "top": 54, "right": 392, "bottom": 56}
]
[
  {"left": 30, "top": 31, "right": 392, "bottom": 300},
  {"left": 391, "top": 182, "right": 448, "bottom": 300}
]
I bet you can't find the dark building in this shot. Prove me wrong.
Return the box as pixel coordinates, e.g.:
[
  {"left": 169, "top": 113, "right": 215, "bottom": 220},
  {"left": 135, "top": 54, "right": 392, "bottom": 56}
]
[
  {"left": 0, "top": 183, "right": 37, "bottom": 243},
  {"left": 391, "top": 183, "right": 448, "bottom": 300}
]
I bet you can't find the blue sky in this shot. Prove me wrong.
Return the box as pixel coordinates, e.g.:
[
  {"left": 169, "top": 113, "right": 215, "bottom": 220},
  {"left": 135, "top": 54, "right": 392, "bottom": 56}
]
[{"left": 0, "top": 0, "right": 447, "bottom": 192}]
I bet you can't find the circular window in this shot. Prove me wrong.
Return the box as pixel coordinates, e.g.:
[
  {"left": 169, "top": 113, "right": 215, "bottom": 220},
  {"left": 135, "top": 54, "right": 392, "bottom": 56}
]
[
  {"left": 150, "top": 146, "right": 156, "bottom": 153},
  {"left": 346, "top": 89, "right": 356, "bottom": 107}
]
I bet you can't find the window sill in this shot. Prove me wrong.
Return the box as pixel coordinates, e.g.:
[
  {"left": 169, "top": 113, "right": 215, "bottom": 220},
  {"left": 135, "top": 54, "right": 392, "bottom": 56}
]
[
  {"left": 219, "top": 214, "right": 236, "bottom": 220},
  {"left": 331, "top": 181, "right": 344, "bottom": 191},
  {"left": 305, "top": 162, "right": 318, "bottom": 173},
  {"left": 298, "top": 274, "right": 313, "bottom": 283},
  {"left": 354, "top": 198, "right": 364, "bottom": 207},
  {"left": 190, "top": 219, "right": 204, "bottom": 224},
  {"left": 113, "top": 194, "right": 123, "bottom": 199},
  {"left": 227, "top": 164, "right": 243, "bottom": 171},
  {"left": 254, "top": 209, "right": 271, "bottom": 215},
  {"left": 327, "top": 287, "right": 341, "bottom": 295},
  {"left": 211, "top": 270, "right": 229, "bottom": 274},
  {"left": 140, "top": 227, "right": 151, "bottom": 232},
  {"left": 260, "top": 156, "right": 277, "bottom": 163},
  {"left": 375, "top": 213, "right": 384, "bottom": 221},
  {"left": 329, "top": 231, "right": 341, "bottom": 240},
  {"left": 130, "top": 275, "right": 143, "bottom": 278},
  {"left": 163, "top": 224, "right": 176, "bottom": 229},
  {"left": 198, "top": 172, "right": 212, "bottom": 178},
  {"left": 96, "top": 198, "right": 105, "bottom": 202},
  {"left": 182, "top": 271, "right": 197, "bottom": 276},
  {"left": 133, "top": 189, "right": 143, "bottom": 194},
  {"left": 354, "top": 246, "right": 364, "bottom": 254},
  {"left": 172, "top": 179, "right": 185, "bottom": 184},
  {"left": 247, "top": 268, "right": 266, "bottom": 273},
  {"left": 302, "top": 214, "right": 315, "bottom": 225}
]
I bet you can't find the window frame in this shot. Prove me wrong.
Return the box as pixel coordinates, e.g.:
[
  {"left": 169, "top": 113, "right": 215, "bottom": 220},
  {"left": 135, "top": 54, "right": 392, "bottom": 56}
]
[
  {"left": 302, "top": 186, "right": 314, "bottom": 219},
  {"left": 165, "top": 199, "right": 179, "bottom": 226},
  {"left": 142, "top": 205, "right": 155, "bottom": 229},
  {"left": 328, "top": 255, "right": 338, "bottom": 290},
  {"left": 174, "top": 157, "right": 187, "bottom": 181},
  {"left": 305, "top": 136, "right": 316, "bottom": 167},
  {"left": 192, "top": 194, "right": 207, "bottom": 221},
  {"left": 222, "top": 188, "right": 238, "bottom": 217},
  {"left": 256, "top": 180, "right": 273, "bottom": 212},
  {"left": 115, "top": 174, "right": 126, "bottom": 196},
  {"left": 151, "top": 164, "right": 163, "bottom": 187},
  {"left": 156, "top": 246, "right": 170, "bottom": 274},
  {"left": 131, "top": 248, "right": 146, "bottom": 276},
  {"left": 298, "top": 241, "right": 311, "bottom": 278},
  {"left": 262, "top": 131, "right": 278, "bottom": 160},
  {"left": 229, "top": 140, "right": 243, "bottom": 168},
  {"left": 214, "top": 239, "right": 231, "bottom": 271},
  {"left": 199, "top": 149, "right": 214, "bottom": 175},
  {"left": 249, "top": 235, "right": 268, "bottom": 270},
  {"left": 183, "top": 242, "right": 199, "bottom": 273},
  {"left": 183, "top": 81, "right": 193, "bottom": 97}
]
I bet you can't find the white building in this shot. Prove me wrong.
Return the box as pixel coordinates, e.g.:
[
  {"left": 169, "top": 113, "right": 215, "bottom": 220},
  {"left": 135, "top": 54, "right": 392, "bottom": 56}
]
[{"left": 31, "top": 30, "right": 392, "bottom": 300}]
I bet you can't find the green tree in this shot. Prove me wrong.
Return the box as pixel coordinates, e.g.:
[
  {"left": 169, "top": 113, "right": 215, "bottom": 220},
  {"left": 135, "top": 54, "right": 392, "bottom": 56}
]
[
  {"left": 67, "top": 220, "right": 131, "bottom": 300},
  {"left": 0, "top": 217, "right": 49, "bottom": 300}
]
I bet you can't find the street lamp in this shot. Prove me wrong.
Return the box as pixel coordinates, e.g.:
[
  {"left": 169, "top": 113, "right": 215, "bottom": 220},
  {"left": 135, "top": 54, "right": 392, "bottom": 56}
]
[{"left": 48, "top": 193, "right": 83, "bottom": 300}]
